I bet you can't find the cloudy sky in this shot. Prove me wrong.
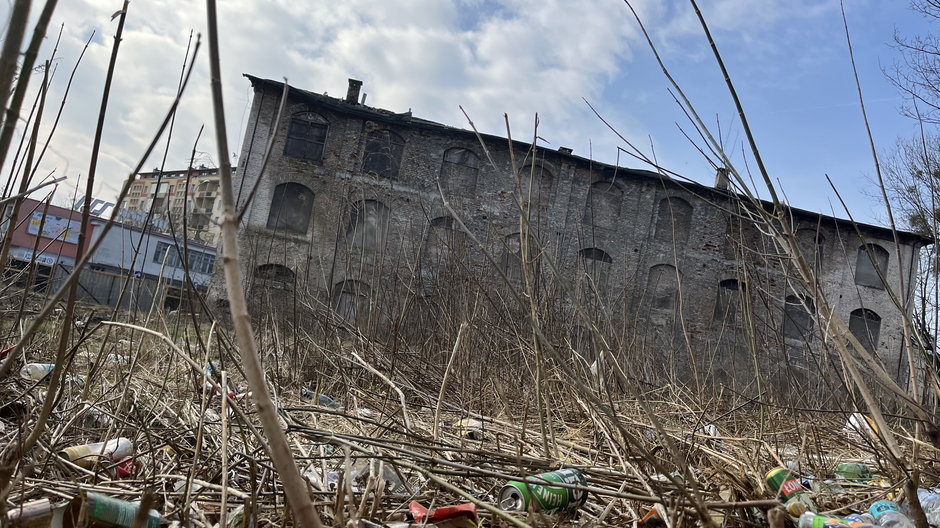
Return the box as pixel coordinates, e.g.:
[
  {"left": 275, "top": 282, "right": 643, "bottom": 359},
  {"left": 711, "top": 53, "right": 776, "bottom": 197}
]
[{"left": 4, "top": 0, "right": 933, "bottom": 226}]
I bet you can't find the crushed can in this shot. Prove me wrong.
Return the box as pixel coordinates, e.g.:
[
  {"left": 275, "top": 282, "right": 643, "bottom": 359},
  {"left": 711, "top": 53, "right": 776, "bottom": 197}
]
[
  {"left": 59, "top": 437, "right": 133, "bottom": 470},
  {"left": 498, "top": 468, "right": 587, "bottom": 514}
]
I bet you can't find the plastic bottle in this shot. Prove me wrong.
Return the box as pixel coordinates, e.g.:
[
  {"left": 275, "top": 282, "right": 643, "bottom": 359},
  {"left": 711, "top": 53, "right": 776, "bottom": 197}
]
[
  {"left": 59, "top": 438, "right": 134, "bottom": 469},
  {"left": 19, "top": 363, "right": 54, "bottom": 381},
  {"left": 798, "top": 512, "right": 875, "bottom": 527},
  {"left": 869, "top": 500, "right": 914, "bottom": 527},
  {"left": 767, "top": 467, "right": 818, "bottom": 522},
  {"left": 915, "top": 489, "right": 940, "bottom": 525},
  {"left": 845, "top": 512, "right": 876, "bottom": 524}
]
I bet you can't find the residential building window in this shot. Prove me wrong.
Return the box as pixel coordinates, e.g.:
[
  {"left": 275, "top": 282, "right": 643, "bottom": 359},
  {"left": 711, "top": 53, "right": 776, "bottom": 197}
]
[
  {"left": 849, "top": 308, "right": 881, "bottom": 352},
  {"left": 266, "top": 182, "right": 314, "bottom": 235},
  {"left": 783, "top": 295, "right": 814, "bottom": 340},
  {"left": 854, "top": 243, "right": 888, "bottom": 289},
  {"left": 153, "top": 241, "right": 216, "bottom": 274},
  {"left": 439, "top": 147, "right": 480, "bottom": 197},
  {"left": 346, "top": 200, "right": 391, "bottom": 264},
  {"left": 582, "top": 180, "right": 623, "bottom": 231},
  {"left": 284, "top": 112, "right": 328, "bottom": 161},
  {"left": 579, "top": 247, "right": 613, "bottom": 291},
  {"left": 654, "top": 197, "right": 692, "bottom": 246},
  {"left": 362, "top": 129, "right": 405, "bottom": 179}
]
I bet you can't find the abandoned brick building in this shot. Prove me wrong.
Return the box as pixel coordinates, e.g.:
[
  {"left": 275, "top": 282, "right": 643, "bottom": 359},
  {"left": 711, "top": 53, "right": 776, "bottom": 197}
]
[{"left": 226, "top": 76, "right": 928, "bottom": 384}]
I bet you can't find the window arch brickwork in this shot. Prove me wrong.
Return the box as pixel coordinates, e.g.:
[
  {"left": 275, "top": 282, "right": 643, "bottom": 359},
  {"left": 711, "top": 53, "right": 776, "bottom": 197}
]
[
  {"left": 346, "top": 200, "right": 391, "bottom": 265},
  {"left": 646, "top": 264, "right": 679, "bottom": 312},
  {"left": 579, "top": 247, "right": 613, "bottom": 291},
  {"left": 582, "top": 181, "right": 623, "bottom": 230},
  {"left": 783, "top": 295, "right": 815, "bottom": 340},
  {"left": 439, "top": 148, "right": 480, "bottom": 197}
]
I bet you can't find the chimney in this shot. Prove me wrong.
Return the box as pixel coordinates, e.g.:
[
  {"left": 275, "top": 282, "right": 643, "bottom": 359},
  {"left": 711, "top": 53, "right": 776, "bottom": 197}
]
[
  {"left": 715, "top": 167, "right": 730, "bottom": 190},
  {"left": 558, "top": 146, "right": 573, "bottom": 155},
  {"left": 346, "top": 78, "right": 363, "bottom": 104}
]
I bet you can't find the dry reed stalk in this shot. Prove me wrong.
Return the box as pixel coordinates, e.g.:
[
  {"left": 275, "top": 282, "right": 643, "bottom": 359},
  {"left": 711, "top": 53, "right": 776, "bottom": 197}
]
[{"left": 203, "top": 0, "right": 322, "bottom": 525}]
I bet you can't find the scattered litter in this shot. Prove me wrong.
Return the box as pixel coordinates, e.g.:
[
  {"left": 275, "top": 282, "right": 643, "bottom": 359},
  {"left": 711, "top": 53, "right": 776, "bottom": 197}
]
[
  {"left": 19, "top": 363, "right": 54, "bottom": 381},
  {"left": 499, "top": 468, "right": 587, "bottom": 513},
  {"left": 454, "top": 417, "right": 483, "bottom": 439},
  {"left": 409, "top": 500, "right": 478, "bottom": 528}
]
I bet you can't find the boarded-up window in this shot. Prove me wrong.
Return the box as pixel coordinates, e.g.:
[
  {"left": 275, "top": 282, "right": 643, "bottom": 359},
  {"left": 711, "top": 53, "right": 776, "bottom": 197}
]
[
  {"left": 783, "top": 295, "right": 814, "bottom": 340},
  {"left": 284, "top": 112, "right": 328, "bottom": 161},
  {"left": 346, "top": 200, "right": 391, "bottom": 265},
  {"left": 647, "top": 264, "right": 679, "bottom": 311},
  {"left": 518, "top": 163, "right": 554, "bottom": 211},
  {"left": 332, "top": 280, "right": 371, "bottom": 328},
  {"left": 713, "top": 279, "right": 745, "bottom": 322},
  {"left": 582, "top": 181, "right": 623, "bottom": 230},
  {"left": 854, "top": 243, "right": 889, "bottom": 289},
  {"left": 501, "top": 233, "right": 523, "bottom": 282},
  {"left": 849, "top": 308, "right": 881, "bottom": 352},
  {"left": 654, "top": 197, "right": 692, "bottom": 246},
  {"left": 424, "top": 216, "right": 467, "bottom": 278},
  {"left": 796, "top": 228, "right": 825, "bottom": 266},
  {"left": 439, "top": 148, "right": 480, "bottom": 197},
  {"left": 266, "top": 182, "right": 314, "bottom": 235},
  {"left": 363, "top": 129, "right": 405, "bottom": 179},
  {"left": 579, "top": 248, "right": 612, "bottom": 291}
]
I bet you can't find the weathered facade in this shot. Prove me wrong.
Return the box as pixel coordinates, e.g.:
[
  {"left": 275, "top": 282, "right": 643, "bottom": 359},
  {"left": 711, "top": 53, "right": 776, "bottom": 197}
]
[{"left": 228, "top": 76, "right": 929, "bottom": 384}]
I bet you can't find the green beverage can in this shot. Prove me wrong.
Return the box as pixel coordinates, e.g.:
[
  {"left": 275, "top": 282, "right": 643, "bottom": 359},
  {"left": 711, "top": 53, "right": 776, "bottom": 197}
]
[{"left": 498, "top": 468, "right": 587, "bottom": 514}]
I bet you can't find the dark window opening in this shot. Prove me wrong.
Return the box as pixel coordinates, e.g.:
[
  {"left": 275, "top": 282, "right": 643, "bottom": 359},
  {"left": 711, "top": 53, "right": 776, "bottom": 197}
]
[
  {"left": 713, "top": 279, "right": 745, "bottom": 322},
  {"left": 849, "top": 308, "right": 881, "bottom": 352},
  {"left": 579, "top": 247, "right": 613, "bottom": 291},
  {"left": 854, "top": 243, "right": 889, "bottom": 289},
  {"left": 255, "top": 263, "right": 295, "bottom": 285},
  {"left": 284, "top": 112, "right": 328, "bottom": 161},
  {"left": 363, "top": 129, "right": 405, "bottom": 179},
  {"left": 783, "top": 295, "right": 815, "bottom": 340},
  {"left": 266, "top": 182, "right": 314, "bottom": 235},
  {"left": 332, "top": 280, "right": 371, "bottom": 328}
]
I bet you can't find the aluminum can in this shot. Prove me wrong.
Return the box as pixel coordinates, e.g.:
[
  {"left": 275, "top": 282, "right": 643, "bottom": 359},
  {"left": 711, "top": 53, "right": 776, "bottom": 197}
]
[
  {"left": 498, "top": 468, "right": 587, "bottom": 513},
  {"left": 59, "top": 437, "right": 133, "bottom": 470},
  {"left": 63, "top": 491, "right": 160, "bottom": 528}
]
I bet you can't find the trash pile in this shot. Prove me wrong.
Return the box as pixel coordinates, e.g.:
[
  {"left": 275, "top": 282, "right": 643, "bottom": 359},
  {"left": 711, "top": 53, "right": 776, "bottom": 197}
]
[{"left": 1, "top": 328, "right": 937, "bottom": 527}]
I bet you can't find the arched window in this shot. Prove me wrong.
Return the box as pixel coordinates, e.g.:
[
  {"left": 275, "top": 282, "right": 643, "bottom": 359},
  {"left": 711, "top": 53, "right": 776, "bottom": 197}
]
[
  {"left": 363, "top": 129, "right": 405, "bottom": 179},
  {"left": 783, "top": 295, "right": 814, "bottom": 340},
  {"left": 855, "top": 243, "right": 889, "bottom": 289},
  {"left": 439, "top": 148, "right": 480, "bottom": 197},
  {"left": 654, "top": 197, "right": 692, "bottom": 246},
  {"left": 254, "top": 264, "right": 295, "bottom": 287},
  {"left": 849, "top": 308, "right": 881, "bottom": 352},
  {"left": 582, "top": 180, "right": 623, "bottom": 230},
  {"left": 646, "top": 264, "right": 679, "bottom": 312},
  {"left": 501, "top": 233, "right": 523, "bottom": 282},
  {"left": 424, "top": 216, "right": 467, "bottom": 277},
  {"left": 517, "top": 163, "right": 554, "bottom": 210},
  {"left": 796, "top": 228, "right": 825, "bottom": 266},
  {"left": 346, "top": 200, "right": 391, "bottom": 264},
  {"left": 579, "top": 248, "right": 612, "bottom": 291},
  {"left": 266, "top": 182, "right": 314, "bottom": 235},
  {"left": 284, "top": 112, "right": 328, "bottom": 161},
  {"left": 713, "top": 279, "right": 745, "bottom": 323},
  {"left": 332, "top": 280, "right": 371, "bottom": 327}
]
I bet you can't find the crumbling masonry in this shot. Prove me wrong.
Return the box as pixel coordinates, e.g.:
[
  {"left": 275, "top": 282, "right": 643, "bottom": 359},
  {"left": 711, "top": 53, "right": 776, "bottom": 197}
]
[{"left": 223, "top": 76, "right": 929, "bottom": 385}]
